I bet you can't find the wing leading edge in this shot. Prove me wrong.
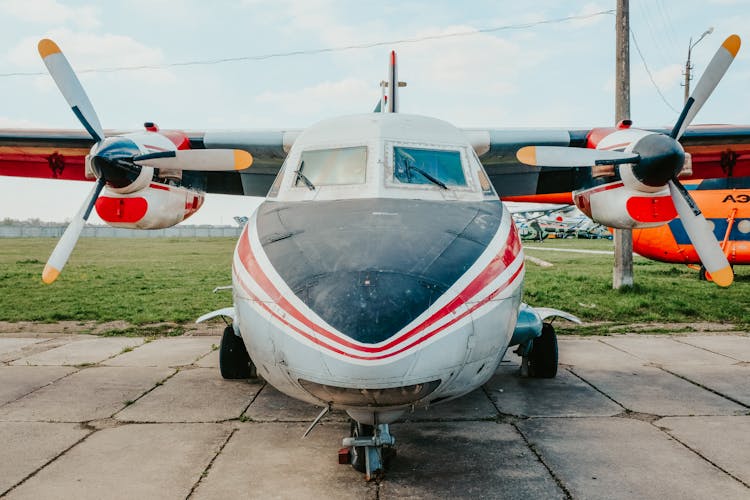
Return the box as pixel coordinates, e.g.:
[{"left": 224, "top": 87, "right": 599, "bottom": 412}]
[{"left": 1, "top": 125, "right": 749, "bottom": 198}]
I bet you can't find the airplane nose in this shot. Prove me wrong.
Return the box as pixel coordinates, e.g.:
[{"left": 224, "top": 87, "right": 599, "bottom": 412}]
[{"left": 254, "top": 198, "right": 504, "bottom": 344}]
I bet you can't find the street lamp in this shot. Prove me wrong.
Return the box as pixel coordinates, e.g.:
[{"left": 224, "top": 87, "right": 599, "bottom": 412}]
[{"left": 684, "top": 27, "right": 714, "bottom": 103}]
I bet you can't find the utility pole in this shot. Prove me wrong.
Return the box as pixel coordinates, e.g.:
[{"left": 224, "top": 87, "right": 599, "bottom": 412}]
[
  {"left": 683, "top": 27, "right": 713, "bottom": 103},
  {"left": 613, "top": 0, "right": 633, "bottom": 289}
]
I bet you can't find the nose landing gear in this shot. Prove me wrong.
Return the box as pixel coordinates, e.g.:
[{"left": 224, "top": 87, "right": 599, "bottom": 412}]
[{"left": 341, "top": 421, "right": 396, "bottom": 480}]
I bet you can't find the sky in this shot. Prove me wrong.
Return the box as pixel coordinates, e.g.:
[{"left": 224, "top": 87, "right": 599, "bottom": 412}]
[{"left": 0, "top": 0, "right": 748, "bottom": 225}]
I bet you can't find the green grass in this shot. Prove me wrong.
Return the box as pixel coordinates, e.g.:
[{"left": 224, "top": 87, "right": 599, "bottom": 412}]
[
  {"left": 0, "top": 238, "right": 235, "bottom": 324},
  {"left": 522, "top": 238, "right": 750, "bottom": 327},
  {"left": 0, "top": 237, "right": 748, "bottom": 330}
]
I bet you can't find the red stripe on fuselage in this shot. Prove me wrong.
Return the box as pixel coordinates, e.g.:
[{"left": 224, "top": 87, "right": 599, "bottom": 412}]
[
  {"left": 233, "top": 262, "right": 524, "bottom": 361},
  {"left": 235, "top": 223, "right": 522, "bottom": 356}
]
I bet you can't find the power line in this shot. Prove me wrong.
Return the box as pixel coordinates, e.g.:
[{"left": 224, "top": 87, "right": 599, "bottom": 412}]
[
  {"left": 630, "top": 27, "right": 680, "bottom": 114},
  {"left": 0, "top": 10, "right": 615, "bottom": 78}
]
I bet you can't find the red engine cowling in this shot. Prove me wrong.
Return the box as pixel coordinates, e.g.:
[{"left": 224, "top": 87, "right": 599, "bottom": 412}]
[
  {"left": 573, "top": 124, "right": 687, "bottom": 229},
  {"left": 95, "top": 182, "right": 204, "bottom": 229}
]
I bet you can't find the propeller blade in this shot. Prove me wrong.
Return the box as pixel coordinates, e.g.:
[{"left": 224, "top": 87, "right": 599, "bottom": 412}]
[
  {"left": 516, "top": 146, "right": 639, "bottom": 167},
  {"left": 42, "top": 178, "right": 105, "bottom": 284},
  {"left": 667, "top": 179, "right": 733, "bottom": 287},
  {"left": 133, "top": 149, "right": 253, "bottom": 171},
  {"left": 38, "top": 39, "right": 105, "bottom": 142},
  {"left": 671, "top": 34, "right": 741, "bottom": 140}
]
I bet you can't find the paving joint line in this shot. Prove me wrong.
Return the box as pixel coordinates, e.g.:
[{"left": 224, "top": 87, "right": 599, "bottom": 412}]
[
  {"left": 237, "top": 380, "right": 268, "bottom": 421},
  {"left": 671, "top": 337, "right": 743, "bottom": 363},
  {"left": 481, "top": 384, "right": 572, "bottom": 498},
  {"left": 186, "top": 427, "right": 238, "bottom": 499},
  {"left": 652, "top": 422, "right": 750, "bottom": 490},
  {"left": 657, "top": 366, "right": 750, "bottom": 409},
  {"left": 565, "top": 367, "right": 627, "bottom": 410},
  {"left": 0, "top": 426, "right": 97, "bottom": 498},
  {"left": 110, "top": 368, "right": 181, "bottom": 419},
  {"left": 511, "top": 422, "right": 573, "bottom": 499},
  {"left": 0, "top": 366, "right": 81, "bottom": 410}
]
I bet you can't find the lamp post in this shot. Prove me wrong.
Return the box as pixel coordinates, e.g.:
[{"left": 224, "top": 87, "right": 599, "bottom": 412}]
[{"left": 684, "top": 27, "right": 714, "bottom": 103}]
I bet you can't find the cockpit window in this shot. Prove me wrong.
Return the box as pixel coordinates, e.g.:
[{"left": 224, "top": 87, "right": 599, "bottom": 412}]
[
  {"left": 393, "top": 147, "right": 466, "bottom": 187},
  {"left": 295, "top": 146, "right": 367, "bottom": 187}
]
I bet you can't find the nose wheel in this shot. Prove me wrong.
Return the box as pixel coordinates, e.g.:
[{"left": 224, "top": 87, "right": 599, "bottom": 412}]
[
  {"left": 341, "top": 421, "right": 396, "bottom": 480},
  {"left": 219, "top": 325, "right": 256, "bottom": 379}
]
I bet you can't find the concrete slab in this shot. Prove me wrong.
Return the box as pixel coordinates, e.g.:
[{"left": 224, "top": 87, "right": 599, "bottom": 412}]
[
  {"left": 103, "top": 336, "right": 218, "bottom": 367},
  {"left": 5, "top": 423, "right": 230, "bottom": 500},
  {"left": 115, "top": 368, "right": 261, "bottom": 423},
  {"left": 243, "top": 383, "right": 348, "bottom": 423},
  {"left": 0, "top": 337, "right": 84, "bottom": 363},
  {"left": 678, "top": 336, "right": 750, "bottom": 363},
  {"left": 665, "top": 363, "right": 750, "bottom": 407},
  {"left": 485, "top": 365, "right": 623, "bottom": 417},
  {"left": 0, "top": 422, "right": 90, "bottom": 495},
  {"left": 658, "top": 416, "right": 750, "bottom": 485},
  {"left": 601, "top": 336, "right": 735, "bottom": 366},
  {"left": 11, "top": 337, "right": 144, "bottom": 366},
  {"left": 0, "top": 366, "right": 76, "bottom": 406},
  {"left": 399, "top": 387, "right": 499, "bottom": 422},
  {"left": 380, "top": 421, "right": 564, "bottom": 499},
  {"left": 571, "top": 364, "right": 746, "bottom": 416},
  {"left": 518, "top": 417, "right": 750, "bottom": 499},
  {"left": 558, "top": 337, "right": 643, "bottom": 368},
  {"left": 0, "top": 366, "right": 172, "bottom": 422},
  {"left": 191, "top": 423, "right": 376, "bottom": 499}
]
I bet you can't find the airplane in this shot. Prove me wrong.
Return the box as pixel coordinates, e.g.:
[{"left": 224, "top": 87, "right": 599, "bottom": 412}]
[
  {"left": 0, "top": 35, "right": 746, "bottom": 480},
  {"left": 630, "top": 177, "right": 750, "bottom": 279}
]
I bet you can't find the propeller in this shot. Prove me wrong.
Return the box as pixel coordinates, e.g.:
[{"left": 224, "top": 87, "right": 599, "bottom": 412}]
[
  {"left": 37, "top": 39, "right": 253, "bottom": 283},
  {"left": 516, "top": 34, "right": 740, "bottom": 287}
]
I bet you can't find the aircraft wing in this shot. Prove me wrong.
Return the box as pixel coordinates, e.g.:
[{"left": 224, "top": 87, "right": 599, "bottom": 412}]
[
  {"left": 2, "top": 125, "right": 749, "bottom": 198},
  {"left": 463, "top": 125, "right": 750, "bottom": 198},
  {"left": 0, "top": 128, "right": 300, "bottom": 197}
]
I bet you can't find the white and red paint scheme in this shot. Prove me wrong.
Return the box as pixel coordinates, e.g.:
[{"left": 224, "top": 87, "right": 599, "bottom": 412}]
[
  {"left": 87, "top": 129, "right": 206, "bottom": 229},
  {"left": 572, "top": 122, "right": 685, "bottom": 229},
  {"left": 226, "top": 114, "right": 530, "bottom": 426}
]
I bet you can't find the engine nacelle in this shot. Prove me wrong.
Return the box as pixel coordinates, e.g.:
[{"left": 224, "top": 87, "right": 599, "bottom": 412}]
[
  {"left": 95, "top": 183, "right": 204, "bottom": 229},
  {"left": 573, "top": 181, "right": 676, "bottom": 229}
]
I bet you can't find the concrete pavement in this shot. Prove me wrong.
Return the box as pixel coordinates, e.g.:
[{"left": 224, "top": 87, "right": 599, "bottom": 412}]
[{"left": 1, "top": 330, "right": 749, "bottom": 499}]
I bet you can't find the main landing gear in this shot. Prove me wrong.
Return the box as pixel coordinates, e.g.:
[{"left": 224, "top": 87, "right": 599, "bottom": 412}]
[
  {"left": 340, "top": 421, "right": 396, "bottom": 481},
  {"left": 520, "top": 323, "right": 558, "bottom": 378},
  {"left": 219, "top": 325, "right": 256, "bottom": 379}
]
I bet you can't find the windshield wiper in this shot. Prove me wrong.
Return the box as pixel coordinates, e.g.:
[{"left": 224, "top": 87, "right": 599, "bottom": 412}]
[
  {"left": 404, "top": 158, "right": 447, "bottom": 190},
  {"left": 295, "top": 162, "right": 316, "bottom": 190}
]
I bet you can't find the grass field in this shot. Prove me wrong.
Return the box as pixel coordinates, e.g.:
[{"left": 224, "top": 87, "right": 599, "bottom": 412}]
[{"left": 0, "top": 237, "right": 748, "bottom": 331}]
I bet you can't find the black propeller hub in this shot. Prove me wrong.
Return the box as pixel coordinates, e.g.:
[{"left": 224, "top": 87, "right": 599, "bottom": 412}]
[
  {"left": 630, "top": 133, "right": 685, "bottom": 187},
  {"left": 91, "top": 137, "right": 142, "bottom": 189}
]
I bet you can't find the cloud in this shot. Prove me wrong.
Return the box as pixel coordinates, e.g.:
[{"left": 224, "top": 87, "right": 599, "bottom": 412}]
[
  {"left": 255, "top": 78, "right": 374, "bottom": 115},
  {"left": 5, "top": 28, "right": 175, "bottom": 85},
  {"left": 0, "top": 0, "right": 99, "bottom": 29}
]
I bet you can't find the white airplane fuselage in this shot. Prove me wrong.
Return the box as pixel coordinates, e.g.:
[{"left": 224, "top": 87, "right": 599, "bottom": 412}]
[{"left": 230, "top": 113, "right": 524, "bottom": 424}]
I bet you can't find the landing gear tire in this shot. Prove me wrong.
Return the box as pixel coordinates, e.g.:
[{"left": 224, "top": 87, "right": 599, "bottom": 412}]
[
  {"left": 699, "top": 266, "right": 708, "bottom": 281},
  {"left": 529, "top": 323, "right": 558, "bottom": 378},
  {"left": 349, "top": 421, "right": 373, "bottom": 473},
  {"left": 219, "top": 325, "right": 254, "bottom": 379}
]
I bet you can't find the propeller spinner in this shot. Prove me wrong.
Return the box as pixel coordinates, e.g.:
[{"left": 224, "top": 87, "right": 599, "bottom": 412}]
[
  {"left": 37, "top": 39, "right": 253, "bottom": 284},
  {"left": 516, "top": 35, "right": 741, "bottom": 287}
]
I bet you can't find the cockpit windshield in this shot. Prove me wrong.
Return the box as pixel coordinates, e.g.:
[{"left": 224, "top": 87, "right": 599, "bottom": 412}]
[
  {"left": 393, "top": 147, "right": 466, "bottom": 188},
  {"left": 295, "top": 146, "right": 367, "bottom": 187}
]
